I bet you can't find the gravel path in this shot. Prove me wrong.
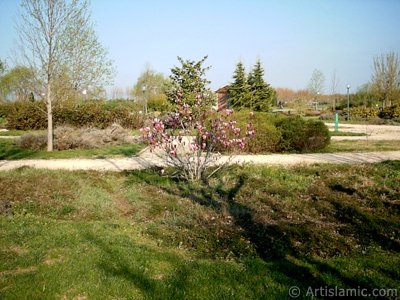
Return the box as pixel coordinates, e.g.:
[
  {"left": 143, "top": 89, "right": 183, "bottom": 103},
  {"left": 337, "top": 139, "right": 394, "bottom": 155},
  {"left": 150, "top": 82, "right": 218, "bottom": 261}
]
[
  {"left": 1, "top": 124, "right": 400, "bottom": 172},
  {"left": 326, "top": 123, "right": 400, "bottom": 140},
  {"left": 1, "top": 151, "right": 400, "bottom": 172}
]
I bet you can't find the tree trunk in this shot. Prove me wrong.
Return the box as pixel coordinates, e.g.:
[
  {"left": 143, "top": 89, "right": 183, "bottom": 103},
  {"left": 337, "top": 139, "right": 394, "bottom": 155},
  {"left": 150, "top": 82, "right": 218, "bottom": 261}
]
[{"left": 46, "top": 83, "right": 53, "bottom": 152}]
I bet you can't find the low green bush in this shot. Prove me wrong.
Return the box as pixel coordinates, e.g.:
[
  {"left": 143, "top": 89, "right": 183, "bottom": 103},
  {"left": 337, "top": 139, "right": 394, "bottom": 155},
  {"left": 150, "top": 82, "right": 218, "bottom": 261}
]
[
  {"left": 213, "top": 110, "right": 281, "bottom": 153},
  {"left": 379, "top": 105, "right": 400, "bottom": 121},
  {"left": 235, "top": 111, "right": 282, "bottom": 153},
  {"left": 275, "top": 116, "right": 330, "bottom": 152},
  {"left": 3, "top": 100, "right": 144, "bottom": 130},
  {"left": 6, "top": 101, "right": 47, "bottom": 130},
  {"left": 0, "top": 102, "right": 11, "bottom": 118},
  {"left": 212, "top": 111, "right": 330, "bottom": 153},
  {"left": 245, "top": 124, "right": 281, "bottom": 153},
  {"left": 349, "top": 106, "right": 379, "bottom": 120},
  {"left": 147, "top": 94, "right": 173, "bottom": 112}
]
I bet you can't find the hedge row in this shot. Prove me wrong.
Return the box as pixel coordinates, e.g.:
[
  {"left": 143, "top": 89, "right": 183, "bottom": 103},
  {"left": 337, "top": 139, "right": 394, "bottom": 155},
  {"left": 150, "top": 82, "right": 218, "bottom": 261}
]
[
  {"left": 348, "top": 106, "right": 379, "bottom": 120},
  {"left": 0, "top": 100, "right": 144, "bottom": 130}
]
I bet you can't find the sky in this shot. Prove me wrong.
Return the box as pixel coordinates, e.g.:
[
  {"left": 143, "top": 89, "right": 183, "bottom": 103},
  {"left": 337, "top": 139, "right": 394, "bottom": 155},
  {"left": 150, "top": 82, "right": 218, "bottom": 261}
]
[{"left": 1, "top": 0, "right": 400, "bottom": 96}]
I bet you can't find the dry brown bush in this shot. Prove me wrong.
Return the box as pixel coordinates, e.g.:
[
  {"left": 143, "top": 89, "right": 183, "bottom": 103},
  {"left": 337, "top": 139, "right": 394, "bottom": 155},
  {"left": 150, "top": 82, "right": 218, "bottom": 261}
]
[
  {"left": 17, "top": 133, "right": 47, "bottom": 150},
  {"left": 54, "top": 124, "right": 135, "bottom": 150},
  {"left": 18, "top": 124, "right": 136, "bottom": 151}
]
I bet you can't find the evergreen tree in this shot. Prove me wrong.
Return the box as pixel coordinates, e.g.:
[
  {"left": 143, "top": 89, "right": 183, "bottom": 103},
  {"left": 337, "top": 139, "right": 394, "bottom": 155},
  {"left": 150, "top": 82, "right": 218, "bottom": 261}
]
[
  {"left": 228, "top": 61, "right": 250, "bottom": 108},
  {"left": 247, "top": 60, "right": 275, "bottom": 111},
  {"left": 166, "top": 56, "right": 214, "bottom": 120}
]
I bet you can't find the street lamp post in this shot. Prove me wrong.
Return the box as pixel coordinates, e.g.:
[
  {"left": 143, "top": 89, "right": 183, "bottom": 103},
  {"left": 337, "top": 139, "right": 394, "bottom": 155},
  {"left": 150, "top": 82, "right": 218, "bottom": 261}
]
[{"left": 346, "top": 84, "right": 350, "bottom": 121}]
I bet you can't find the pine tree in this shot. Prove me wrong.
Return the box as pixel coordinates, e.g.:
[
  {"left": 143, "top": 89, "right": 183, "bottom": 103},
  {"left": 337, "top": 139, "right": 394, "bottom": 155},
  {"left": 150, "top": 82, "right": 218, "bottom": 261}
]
[
  {"left": 228, "top": 61, "right": 250, "bottom": 109},
  {"left": 247, "top": 59, "right": 275, "bottom": 111}
]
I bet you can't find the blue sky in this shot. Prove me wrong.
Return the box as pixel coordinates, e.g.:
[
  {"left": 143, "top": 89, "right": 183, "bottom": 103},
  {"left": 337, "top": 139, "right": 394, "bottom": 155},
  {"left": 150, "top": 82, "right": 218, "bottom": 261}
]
[{"left": 1, "top": 0, "right": 400, "bottom": 95}]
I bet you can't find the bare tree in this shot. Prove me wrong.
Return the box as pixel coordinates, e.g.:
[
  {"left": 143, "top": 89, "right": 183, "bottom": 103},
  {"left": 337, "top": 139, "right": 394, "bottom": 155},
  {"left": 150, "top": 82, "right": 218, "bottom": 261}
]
[
  {"left": 111, "top": 87, "right": 124, "bottom": 99},
  {"left": 371, "top": 52, "right": 400, "bottom": 108},
  {"left": 15, "top": 0, "right": 114, "bottom": 151},
  {"left": 125, "top": 87, "right": 133, "bottom": 100},
  {"left": 330, "top": 69, "right": 340, "bottom": 111},
  {"left": 307, "top": 69, "right": 325, "bottom": 97}
]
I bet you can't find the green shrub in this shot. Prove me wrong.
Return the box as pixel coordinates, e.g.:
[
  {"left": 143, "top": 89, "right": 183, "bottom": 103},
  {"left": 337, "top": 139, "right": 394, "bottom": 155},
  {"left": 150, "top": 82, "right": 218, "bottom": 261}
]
[
  {"left": 4, "top": 100, "right": 144, "bottom": 130},
  {"left": 349, "top": 106, "right": 379, "bottom": 120},
  {"left": 212, "top": 111, "right": 330, "bottom": 154},
  {"left": 147, "top": 94, "right": 173, "bottom": 112},
  {"left": 219, "top": 110, "right": 282, "bottom": 153},
  {"left": 6, "top": 101, "right": 47, "bottom": 130},
  {"left": 245, "top": 124, "right": 281, "bottom": 153},
  {"left": 379, "top": 105, "right": 400, "bottom": 120},
  {"left": 0, "top": 102, "right": 11, "bottom": 118},
  {"left": 275, "top": 116, "right": 330, "bottom": 152},
  {"left": 240, "top": 112, "right": 281, "bottom": 153}
]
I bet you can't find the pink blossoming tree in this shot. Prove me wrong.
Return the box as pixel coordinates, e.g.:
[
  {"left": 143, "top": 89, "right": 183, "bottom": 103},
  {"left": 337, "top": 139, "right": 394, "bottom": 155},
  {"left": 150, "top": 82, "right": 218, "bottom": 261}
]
[{"left": 141, "top": 56, "right": 255, "bottom": 181}]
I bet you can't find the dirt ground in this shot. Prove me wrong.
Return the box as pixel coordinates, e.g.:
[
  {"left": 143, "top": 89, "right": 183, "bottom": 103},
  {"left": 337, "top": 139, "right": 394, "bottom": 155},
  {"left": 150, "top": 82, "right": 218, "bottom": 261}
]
[{"left": 325, "top": 123, "right": 400, "bottom": 140}]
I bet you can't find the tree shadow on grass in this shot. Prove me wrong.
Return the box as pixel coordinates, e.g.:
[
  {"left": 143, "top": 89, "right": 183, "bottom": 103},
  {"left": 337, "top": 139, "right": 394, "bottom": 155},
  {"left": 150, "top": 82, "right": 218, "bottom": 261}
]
[
  {"left": 80, "top": 229, "right": 190, "bottom": 299},
  {"left": 0, "top": 140, "right": 38, "bottom": 160},
  {"left": 124, "top": 168, "right": 400, "bottom": 298},
  {"left": 79, "top": 228, "right": 286, "bottom": 299}
]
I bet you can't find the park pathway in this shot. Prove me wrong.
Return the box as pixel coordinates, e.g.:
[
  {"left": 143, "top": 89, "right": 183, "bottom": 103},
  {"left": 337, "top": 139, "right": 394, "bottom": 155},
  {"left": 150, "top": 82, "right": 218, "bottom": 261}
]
[{"left": 1, "top": 150, "right": 400, "bottom": 172}]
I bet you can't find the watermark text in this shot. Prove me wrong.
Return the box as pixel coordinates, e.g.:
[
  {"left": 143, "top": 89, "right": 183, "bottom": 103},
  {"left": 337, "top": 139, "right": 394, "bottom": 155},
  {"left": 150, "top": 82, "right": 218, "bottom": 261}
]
[{"left": 288, "top": 286, "right": 398, "bottom": 298}]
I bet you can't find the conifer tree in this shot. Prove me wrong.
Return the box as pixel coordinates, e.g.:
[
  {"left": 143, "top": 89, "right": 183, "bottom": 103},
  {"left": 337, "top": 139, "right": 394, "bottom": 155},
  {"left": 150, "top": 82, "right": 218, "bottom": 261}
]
[
  {"left": 228, "top": 61, "right": 250, "bottom": 108},
  {"left": 247, "top": 59, "right": 275, "bottom": 111}
]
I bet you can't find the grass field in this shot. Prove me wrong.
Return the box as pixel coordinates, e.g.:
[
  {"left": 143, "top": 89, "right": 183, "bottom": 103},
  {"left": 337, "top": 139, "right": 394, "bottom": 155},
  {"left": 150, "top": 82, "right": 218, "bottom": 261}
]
[
  {"left": 0, "top": 139, "right": 145, "bottom": 160},
  {"left": 0, "top": 162, "right": 399, "bottom": 299},
  {"left": 329, "top": 131, "right": 367, "bottom": 137},
  {"left": 323, "top": 139, "right": 400, "bottom": 153},
  {"left": 0, "top": 130, "right": 34, "bottom": 137}
]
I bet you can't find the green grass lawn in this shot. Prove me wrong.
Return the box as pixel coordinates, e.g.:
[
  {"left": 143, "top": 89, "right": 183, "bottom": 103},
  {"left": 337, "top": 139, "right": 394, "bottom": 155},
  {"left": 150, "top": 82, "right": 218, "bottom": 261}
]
[
  {"left": 0, "top": 139, "right": 145, "bottom": 160},
  {"left": 329, "top": 131, "right": 367, "bottom": 137},
  {"left": 323, "top": 139, "right": 400, "bottom": 153},
  {"left": 0, "top": 163, "right": 399, "bottom": 299},
  {"left": 0, "top": 130, "right": 33, "bottom": 136}
]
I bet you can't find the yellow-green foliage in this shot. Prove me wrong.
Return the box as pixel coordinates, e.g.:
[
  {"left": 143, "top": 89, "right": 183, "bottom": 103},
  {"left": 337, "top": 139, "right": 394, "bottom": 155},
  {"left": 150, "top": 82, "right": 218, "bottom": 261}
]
[
  {"left": 379, "top": 105, "right": 400, "bottom": 120},
  {"left": 349, "top": 106, "right": 379, "bottom": 119},
  {"left": 2, "top": 100, "right": 144, "bottom": 130}
]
